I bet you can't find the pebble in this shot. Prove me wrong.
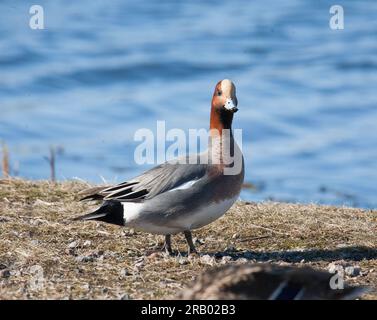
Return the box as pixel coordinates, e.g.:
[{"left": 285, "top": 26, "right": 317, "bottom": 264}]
[
  {"left": 75, "top": 251, "right": 102, "bottom": 263},
  {"left": 30, "top": 218, "right": 48, "bottom": 226},
  {"left": 193, "top": 237, "right": 205, "bottom": 245},
  {"left": 76, "top": 255, "right": 94, "bottom": 263},
  {"left": 221, "top": 256, "right": 233, "bottom": 264},
  {"left": 120, "top": 268, "right": 130, "bottom": 277},
  {"left": 344, "top": 266, "right": 360, "bottom": 277},
  {"left": 83, "top": 240, "right": 92, "bottom": 247},
  {"left": 200, "top": 254, "right": 216, "bottom": 266},
  {"left": 10, "top": 270, "right": 21, "bottom": 277},
  {"left": 236, "top": 258, "right": 248, "bottom": 264},
  {"left": 68, "top": 241, "right": 78, "bottom": 249}
]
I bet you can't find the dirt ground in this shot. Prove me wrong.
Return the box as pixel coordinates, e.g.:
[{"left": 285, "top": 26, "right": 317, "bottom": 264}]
[{"left": 0, "top": 179, "right": 376, "bottom": 299}]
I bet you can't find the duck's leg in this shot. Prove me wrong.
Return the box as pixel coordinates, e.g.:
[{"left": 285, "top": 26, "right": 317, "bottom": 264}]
[
  {"left": 184, "top": 230, "right": 197, "bottom": 254},
  {"left": 162, "top": 234, "right": 173, "bottom": 254}
]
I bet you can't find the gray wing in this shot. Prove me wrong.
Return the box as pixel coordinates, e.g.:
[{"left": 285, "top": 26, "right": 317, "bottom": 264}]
[{"left": 81, "top": 156, "right": 208, "bottom": 202}]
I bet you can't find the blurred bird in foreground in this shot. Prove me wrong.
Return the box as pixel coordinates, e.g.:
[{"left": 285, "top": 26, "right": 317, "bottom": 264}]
[{"left": 177, "top": 263, "right": 369, "bottom": 300}]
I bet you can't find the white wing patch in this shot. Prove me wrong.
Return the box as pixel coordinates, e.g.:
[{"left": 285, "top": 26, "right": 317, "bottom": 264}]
[
  {"left": 122, "top": 202, "right": 144, "bottom": 222},
  {"left": 167, "top": 179, "right": 199, "bottom": 192}
]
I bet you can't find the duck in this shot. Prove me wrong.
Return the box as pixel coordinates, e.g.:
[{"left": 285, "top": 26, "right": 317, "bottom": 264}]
[
  {"left": 176, "top": 263, "right": 369, "bottom": 300},
  {"left": 74, "top": 79, "right": 244, "bottom": 254}
]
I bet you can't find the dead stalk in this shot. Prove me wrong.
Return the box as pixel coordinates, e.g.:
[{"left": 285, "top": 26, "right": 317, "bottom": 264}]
[
  {"left": 1, "top": 142, "right": 10, "bottom": 178},
  {"left": 44, "top": 146, "right": 56, "bottom": 182}
]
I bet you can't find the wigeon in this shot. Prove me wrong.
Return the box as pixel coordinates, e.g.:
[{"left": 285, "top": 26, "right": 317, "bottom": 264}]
[
  {"left": 177, "top": 263, "right": 369, "bottom": 300},
  {"left": 75, "top": 79, "right": 244, "bottom": 254}
]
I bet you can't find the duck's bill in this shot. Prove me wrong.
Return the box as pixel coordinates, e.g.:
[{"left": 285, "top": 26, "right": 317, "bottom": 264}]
[{"left": 224, "top": 98, "right": 238, "bottom": 112}]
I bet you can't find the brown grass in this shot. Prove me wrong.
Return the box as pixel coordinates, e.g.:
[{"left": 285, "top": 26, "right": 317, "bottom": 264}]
[{"left": 0, "top": 179, "right": 376, "bottom": 299}]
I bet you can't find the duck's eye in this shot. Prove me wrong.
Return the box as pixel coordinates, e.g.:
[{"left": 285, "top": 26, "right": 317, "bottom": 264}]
[{"left": 217, "top": 90, "right": 222, "bottom": 96}]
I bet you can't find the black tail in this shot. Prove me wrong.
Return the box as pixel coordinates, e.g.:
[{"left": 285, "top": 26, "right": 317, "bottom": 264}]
[{"left": 73, "top": 200, "right": 124, "bottom": 226}]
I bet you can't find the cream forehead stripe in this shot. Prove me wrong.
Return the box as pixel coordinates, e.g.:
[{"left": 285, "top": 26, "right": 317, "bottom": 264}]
[{"left": 220, "top": 79, "right": 235, "bottom": 97}]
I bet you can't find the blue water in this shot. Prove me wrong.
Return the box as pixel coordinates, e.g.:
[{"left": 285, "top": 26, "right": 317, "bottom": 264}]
[{"left": 1, "top": 0, "right": 376, "bottom": 208}]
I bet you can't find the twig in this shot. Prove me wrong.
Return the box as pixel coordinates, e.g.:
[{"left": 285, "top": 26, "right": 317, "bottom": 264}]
[
  {"left": 44, "top": 146, "right": 56, "bottom": 182},
  {"left": 238, "top": 235, "right": 271, "bottom": 242},
  {"left": 1, "top": 141, "right": 10, "bottom": 178},
  {"left": 249, "top": 223, "right": 289, "bottom": 236}
]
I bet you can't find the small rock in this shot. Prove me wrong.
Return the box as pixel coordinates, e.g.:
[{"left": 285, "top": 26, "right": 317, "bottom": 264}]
[
  {"left": 193, "top": 237, "right": 205, "bottom": 245},
  {"left": 119, "top": 293, "right": 130, "bottom": 300},
  {"left": 232, "top": 233, "right": 239, "bottom": 239},
  {"left": 83, "top": 240, "right": 92, "bottom": 247},
  {"left": 68, "top": 241, "right": 78, "bottom": 249},
  {"left": 187, "top": 254, "right": 198, "bottom": 261},
  {"left": 10, "top": 270, "right": 21, "bottom": 277},
  {"left": 30, "top": 218, "right": 48, "bottom": 226},
  {"left": 328, "top": 263, "right": 344, "bottom": 274},
  {"left": 76, "top": 255, "right": 93, "bottom": 263},
  {"left": 345, "top": 266, "right": 360, "bottom": 277},
  {"left": 221, "top": 256, "right": 233, "bottom": 264},
  {"left": 236, "top": 258, "right": 248, "bottom": 264},
  {"left": 81, "top": 283, "right": 90, "bottom": 291},
  {"left": 120, "top": 268, "right": 130, "bottom": 277},
  {"left": 178, "top": 257, "right": 189, "bottom": 265},
  {"left": 200, "top": 254, "right": 216, "bottom": 266}
]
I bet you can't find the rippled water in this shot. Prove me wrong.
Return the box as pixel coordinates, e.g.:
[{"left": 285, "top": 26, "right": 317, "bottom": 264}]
[{"left": 1, "top": 0, "right": 376, "bottom": 208}]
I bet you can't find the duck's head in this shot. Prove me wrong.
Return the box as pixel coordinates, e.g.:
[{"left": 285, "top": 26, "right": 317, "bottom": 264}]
[
  {"left": 210, "top": 79, "right": 238, "bottom": 131},
  {"left": 211, "top": 79, "right": 238, "bottom": 114}
]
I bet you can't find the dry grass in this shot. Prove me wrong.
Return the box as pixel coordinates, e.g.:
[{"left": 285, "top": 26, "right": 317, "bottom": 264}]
[{"left": 0, "top": 179, "right": 376, "bottom": 300}]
